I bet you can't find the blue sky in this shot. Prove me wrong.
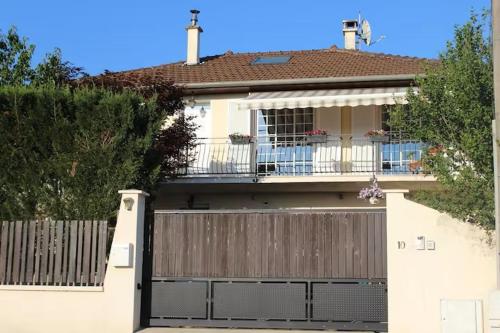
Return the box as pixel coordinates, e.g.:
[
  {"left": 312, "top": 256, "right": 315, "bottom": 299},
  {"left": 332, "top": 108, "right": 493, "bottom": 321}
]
[{"left": 0, "top": 0, "right": 490, "bottom": 75}]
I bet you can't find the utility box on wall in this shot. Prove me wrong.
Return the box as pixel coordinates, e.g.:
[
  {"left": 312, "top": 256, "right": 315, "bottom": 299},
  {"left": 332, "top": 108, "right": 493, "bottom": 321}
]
[
  {"left": 110, "top": 243, "right": 132, "bottom": 267},
  {"left": 441, "top": 299, "right": 483, "bottom": 333}
]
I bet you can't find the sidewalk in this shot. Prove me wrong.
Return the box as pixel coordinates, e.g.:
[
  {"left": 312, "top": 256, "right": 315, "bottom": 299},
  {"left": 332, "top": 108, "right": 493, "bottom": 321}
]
[{"left": 137, "top": 328, "right": 373, "bottom": 333}]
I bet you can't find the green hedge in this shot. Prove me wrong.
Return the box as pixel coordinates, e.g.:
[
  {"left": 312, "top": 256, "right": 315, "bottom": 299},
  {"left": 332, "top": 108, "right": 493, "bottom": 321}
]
[{"left": 0, "top": 85, "right": 168, "bottom": 220}]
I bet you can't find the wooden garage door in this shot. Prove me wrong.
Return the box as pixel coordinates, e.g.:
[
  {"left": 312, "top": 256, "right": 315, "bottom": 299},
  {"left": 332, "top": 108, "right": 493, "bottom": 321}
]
[{"left": 152, "top": 210, "right": 386, "bottom": 279}]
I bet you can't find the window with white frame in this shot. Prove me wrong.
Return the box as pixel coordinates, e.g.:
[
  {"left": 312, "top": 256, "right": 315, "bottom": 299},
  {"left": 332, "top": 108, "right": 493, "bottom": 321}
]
[{"left": 256, "top": 108, "right": 314, "bottom": 175}]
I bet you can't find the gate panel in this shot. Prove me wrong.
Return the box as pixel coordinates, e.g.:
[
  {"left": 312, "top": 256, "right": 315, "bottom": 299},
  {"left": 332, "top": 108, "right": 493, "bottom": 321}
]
[
  {"left": 212, "top": 281, "right": 306, "bottom": 320},
  {"left": 311, "top": 282, "right": 387, "bottom": 322},
  {"left": 151, "top": 281, "right": 207, "bottom": 319},
  {"left": 152, "top": 211, "right": 386, "bottom": 279}
]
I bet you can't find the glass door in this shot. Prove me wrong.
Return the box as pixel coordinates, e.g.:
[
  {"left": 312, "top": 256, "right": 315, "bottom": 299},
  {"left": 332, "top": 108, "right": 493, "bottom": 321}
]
[{"left": 256, "top": 108, "right": 314, "bottom": 175}]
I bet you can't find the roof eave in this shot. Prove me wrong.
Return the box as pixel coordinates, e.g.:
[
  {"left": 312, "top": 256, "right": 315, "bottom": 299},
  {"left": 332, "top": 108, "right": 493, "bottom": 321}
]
[
  {"left": 182, "top": 74, "right": 418, "bottom": 89},
  {"left": 181, "top": 74, "right": 420, "bottom": 95}
]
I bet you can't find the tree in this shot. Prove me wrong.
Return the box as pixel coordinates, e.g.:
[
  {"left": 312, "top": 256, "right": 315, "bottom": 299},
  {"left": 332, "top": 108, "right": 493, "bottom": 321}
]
[
  {"left": 390, "top": 11, "right": 494, "bottom": 229},
  {"left": 0, "top": 26, "right": 86, "bottom": 86},
  {"left": 0, "top": 28, "right": 196, "bottom": 220}
]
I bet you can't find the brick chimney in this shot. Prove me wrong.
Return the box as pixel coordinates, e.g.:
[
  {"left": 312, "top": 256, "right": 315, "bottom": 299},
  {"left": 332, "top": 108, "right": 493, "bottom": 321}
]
[{"left": 186, "top": 9, "right": 203, "bottom": 65}]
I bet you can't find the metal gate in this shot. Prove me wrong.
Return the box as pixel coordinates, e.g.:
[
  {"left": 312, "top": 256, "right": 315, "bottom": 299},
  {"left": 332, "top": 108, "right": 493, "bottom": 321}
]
[{"left": 143, "top": 210, "right": 387, "bottom": 331}]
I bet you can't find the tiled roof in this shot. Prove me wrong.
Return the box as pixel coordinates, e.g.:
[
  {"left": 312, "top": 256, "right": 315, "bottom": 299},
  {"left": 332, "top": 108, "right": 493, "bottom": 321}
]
[{"left": 99, "top": 47, "right": 434, "bottom": 86}]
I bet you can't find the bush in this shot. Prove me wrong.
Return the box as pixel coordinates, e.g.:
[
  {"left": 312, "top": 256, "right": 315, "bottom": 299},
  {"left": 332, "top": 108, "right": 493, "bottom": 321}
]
[{"left": 0, "top": 84, "right": 189, "bottom": 220}]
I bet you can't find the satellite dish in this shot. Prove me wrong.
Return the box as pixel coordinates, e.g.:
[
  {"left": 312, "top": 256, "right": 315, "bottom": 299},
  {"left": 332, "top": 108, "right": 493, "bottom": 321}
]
[
  {"left": 354, "top": 15, "right": 385, "bottom": 49},
  {"left": 360, "top": 19, "right": 372, "bottom": 46}
]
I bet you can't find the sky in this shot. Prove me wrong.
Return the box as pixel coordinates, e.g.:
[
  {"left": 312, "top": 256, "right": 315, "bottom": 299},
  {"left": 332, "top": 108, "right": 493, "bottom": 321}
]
[{"left": 0, "top": 0, "right": 491, "bottom": 75}]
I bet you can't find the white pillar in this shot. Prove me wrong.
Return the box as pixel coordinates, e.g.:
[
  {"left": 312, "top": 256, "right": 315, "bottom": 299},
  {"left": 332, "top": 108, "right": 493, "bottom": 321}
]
[
  {"left": 104, "top": 189, "right": 149, "bottom": 333},
  {"left": 383, "top": 189, "right": 409, "bottom": 333}
]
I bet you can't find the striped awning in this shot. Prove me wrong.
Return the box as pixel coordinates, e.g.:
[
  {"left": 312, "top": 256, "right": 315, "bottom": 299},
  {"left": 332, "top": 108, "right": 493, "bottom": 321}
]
[{"left": 236, "top": 87, "right": 409, "bottom": 110}]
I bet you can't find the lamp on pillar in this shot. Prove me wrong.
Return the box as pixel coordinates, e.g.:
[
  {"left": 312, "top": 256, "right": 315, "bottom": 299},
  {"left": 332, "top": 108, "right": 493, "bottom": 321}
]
[{"left": 123, "top": 197, "right": 135, "bottom": 211}]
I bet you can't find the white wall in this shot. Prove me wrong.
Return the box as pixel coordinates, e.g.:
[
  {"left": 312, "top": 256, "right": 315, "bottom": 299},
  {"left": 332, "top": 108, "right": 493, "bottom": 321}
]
[
  {"left": 385, "top": 190, "right": 496, "bottom": 333},
  {"left": 152, "top": 191, "right": 384, "bottom": 210},
  {"left": 0, "top": 190, "right": 148, "bottom": 333},
  {"left": 185, "top": 104, "right": 212, "bottom": 138}
]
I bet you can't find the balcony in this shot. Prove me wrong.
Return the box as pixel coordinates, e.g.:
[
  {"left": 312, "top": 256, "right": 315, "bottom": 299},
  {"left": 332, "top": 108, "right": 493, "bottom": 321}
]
[{"left": 177, "top": 133, "right": 425, "bottom": 178}]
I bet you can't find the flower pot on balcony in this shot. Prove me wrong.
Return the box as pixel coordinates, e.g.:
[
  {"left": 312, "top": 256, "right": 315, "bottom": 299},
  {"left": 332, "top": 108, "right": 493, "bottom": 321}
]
[
  {"left": 368, "top": 135, "right": 389, "bottom": 143},
  {"left": 229, "top": 136, "right": 253, "bottom": 144},
  {"left": 369, "top": 197, "right": 380, "bottom": 205},
  {"left": 305, "top": 134, "right": 327, "bottom": 144}
]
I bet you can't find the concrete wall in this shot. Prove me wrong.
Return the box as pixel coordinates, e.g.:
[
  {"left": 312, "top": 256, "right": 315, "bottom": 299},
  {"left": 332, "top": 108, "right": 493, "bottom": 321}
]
[
  {"left": 153, "top": 191, "right": 384, "bottom": 210},
  {"left": 385, "top": 190, "right": 496, "bottom": 333},
  {"left": 0, "top": 190, "right": 148, "bottom": 333}
]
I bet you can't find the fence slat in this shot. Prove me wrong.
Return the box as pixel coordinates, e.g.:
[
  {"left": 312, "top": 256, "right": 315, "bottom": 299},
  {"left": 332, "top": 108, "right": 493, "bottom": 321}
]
[
  {"left": 48, "top": 221, "right": 56, "bottom": 284},
  {"left": 90, "top": 221, "right": 97, "bottom": 284},
  {"left": 12, "top": 221, "right": 23, "bottom": 284},
  {"left": 27, "top": 221, "right": 37, "bottom": 284},
  {"left": 6, "top": 221, "right": 15, "bottom": 283},
  {"left": 62, "top": 221, "right": 70, "bottom": 284},
  {"left": 76, "top": 221, "right": 84, "bottom": 285},
  {"left": 82, "top": 220, "right": 92, "bottom": 285},
  {"left": 34, "top": 221, "right": 42, "bottom": 284},
  {"left": 0, "top": 222, "right": 8, "bottom": 284},
  {"left": 98, "top": 221, "right": 107, "bottom": 285},
  {"left": 68, "top": 221, "right": 78, "bottom": 285},
  {"left": 96, "top": 221, "right": 106, "bottom": 285},
  {"left": 40, "top": 220, "right": 50, "bottom": 284},
  {"left": 54, "top": 221, "right": 64, "bottom": 284},
  {"left": 19, "top": 221, "right": 28, "bottom": 283}
]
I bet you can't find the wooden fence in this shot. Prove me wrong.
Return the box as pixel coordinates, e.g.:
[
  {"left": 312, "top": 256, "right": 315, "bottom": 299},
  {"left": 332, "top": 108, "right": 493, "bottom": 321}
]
[
  {"left": 153, "top": 211, "right": 387, "bottom": 279},
  {"left": 0, "top": 220, "right": 108, "bottom": 286}
]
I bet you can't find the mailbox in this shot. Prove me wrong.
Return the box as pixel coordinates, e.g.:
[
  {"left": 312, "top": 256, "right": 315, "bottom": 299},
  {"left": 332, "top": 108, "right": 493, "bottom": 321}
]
[{"left": 110, "top": 243, "right": 132, "bottom": 267}]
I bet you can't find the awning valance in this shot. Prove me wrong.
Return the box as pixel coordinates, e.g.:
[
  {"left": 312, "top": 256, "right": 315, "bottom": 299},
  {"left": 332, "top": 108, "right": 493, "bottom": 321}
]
[{"left": 236, "top": 87, "right": 409, "bottom": 110}]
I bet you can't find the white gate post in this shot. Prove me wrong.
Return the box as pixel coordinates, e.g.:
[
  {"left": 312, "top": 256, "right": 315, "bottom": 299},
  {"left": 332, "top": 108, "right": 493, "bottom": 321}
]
[{"left": 104, "top": 189, "right": 149, "bottom": 333}]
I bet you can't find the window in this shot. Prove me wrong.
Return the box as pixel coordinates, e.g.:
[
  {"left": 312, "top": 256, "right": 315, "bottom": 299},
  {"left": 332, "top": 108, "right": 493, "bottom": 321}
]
[
  {"left": 257, "top": 108, "right": 313, "bottom": 141},
  {"left": 251, "top": 56, "right": 291, "bottom": 65},
  {"left": 256, "top": 108, "right": 314, "bottom": 175}
]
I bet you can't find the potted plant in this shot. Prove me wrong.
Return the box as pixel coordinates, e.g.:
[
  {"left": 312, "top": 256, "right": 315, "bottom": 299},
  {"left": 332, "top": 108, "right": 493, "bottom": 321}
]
[
  {"left": 365, "top": 129, "right": 389, "bottom": 143},
  {"left": 229, "top": 133, "right": 253, "bottom": 144},
  {"left": 358, "top": 177, "right": 384, "bottom": 205},
  {"left": 304, "top": 129, "right": 328, "bottom": 143}
]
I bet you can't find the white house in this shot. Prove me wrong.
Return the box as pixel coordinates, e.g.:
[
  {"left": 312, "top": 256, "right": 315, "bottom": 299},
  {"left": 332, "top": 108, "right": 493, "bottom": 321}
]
[{"left": 101, "top": 10, "right": 496, "bottom": 333}]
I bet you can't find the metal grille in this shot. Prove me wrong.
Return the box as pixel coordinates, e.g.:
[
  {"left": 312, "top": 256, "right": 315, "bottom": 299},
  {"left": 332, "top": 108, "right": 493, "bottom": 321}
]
[
  {"left": 149, "top": 278, "right": 387, "bottom": 331},
  {"left": 213, "top": 282, "right": 306, "bottom": 320},
  {"left": 151, "top": 281, "right": 207, "bottom": 319},
  {"left": 312, "top": 282, "right": 387, "bottom": 322}
]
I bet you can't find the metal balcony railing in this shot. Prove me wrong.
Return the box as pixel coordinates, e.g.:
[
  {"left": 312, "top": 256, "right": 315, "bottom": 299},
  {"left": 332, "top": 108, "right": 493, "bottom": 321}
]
[{"left": 178, "top": 133, "right": 424, "bottom": 177}]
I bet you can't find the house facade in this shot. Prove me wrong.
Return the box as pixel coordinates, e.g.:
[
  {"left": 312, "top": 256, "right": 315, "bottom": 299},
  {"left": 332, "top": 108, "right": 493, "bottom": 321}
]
[{"left": 101, "top": 10, "right": 495, "bottom": 333}]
